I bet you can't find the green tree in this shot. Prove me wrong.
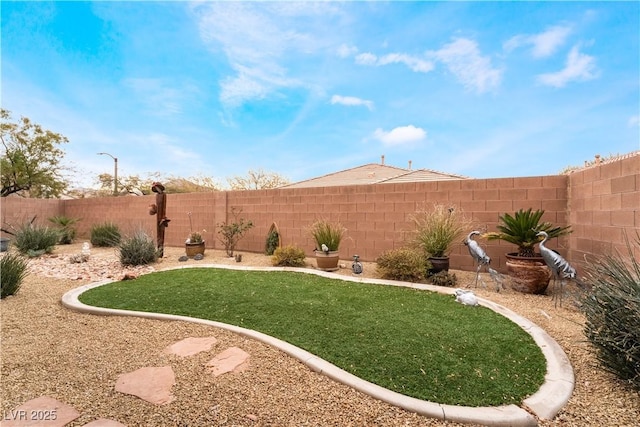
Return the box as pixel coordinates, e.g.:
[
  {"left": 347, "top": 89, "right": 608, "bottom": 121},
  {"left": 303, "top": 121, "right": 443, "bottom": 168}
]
[
  {"left": 227, "top": 169, "right": 290, "bottom": 190},
  {"left": 1, "top": 109, "right": 69, "bottom": 198}
]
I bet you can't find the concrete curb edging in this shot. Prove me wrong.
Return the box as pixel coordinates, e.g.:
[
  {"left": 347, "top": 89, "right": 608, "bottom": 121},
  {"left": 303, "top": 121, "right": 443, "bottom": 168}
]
[{"left": 62, "top": 264, "right": 575, "bottom": 426}]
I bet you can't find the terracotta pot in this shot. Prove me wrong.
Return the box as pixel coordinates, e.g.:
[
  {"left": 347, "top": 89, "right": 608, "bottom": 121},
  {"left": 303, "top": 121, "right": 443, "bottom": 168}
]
[
  {"left": 505, "top": 253, "right": 551, "bottom": 294},
  {"left": 428, "top": 256, "right": 450, "bottom": 275},
  {"left": 315, "top": 250, "right": 340, "bottom": 271},
  {"left": 185, "top": 241, "right": 205, "bottom": 258}
]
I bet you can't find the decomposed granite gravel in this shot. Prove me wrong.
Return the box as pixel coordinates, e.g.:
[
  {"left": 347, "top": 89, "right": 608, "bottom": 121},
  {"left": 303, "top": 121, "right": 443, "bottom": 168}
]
[{"left": 1, "top": 243, "right": 638, "bottom": 426}]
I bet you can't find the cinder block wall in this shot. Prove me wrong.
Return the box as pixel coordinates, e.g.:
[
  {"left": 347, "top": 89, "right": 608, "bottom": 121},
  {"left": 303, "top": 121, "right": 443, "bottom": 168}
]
[
  {"left": 567, "top": 154, "right": 640, "bottom": 272},
  {"left": 2, "top": 153, "right": 637, "bottom": 275},
  {"left": 0, "top": 198, "right": 63, "bottom": 235}
]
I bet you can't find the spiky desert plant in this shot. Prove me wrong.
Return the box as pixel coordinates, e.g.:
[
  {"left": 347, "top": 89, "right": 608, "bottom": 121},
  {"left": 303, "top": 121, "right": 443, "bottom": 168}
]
[
  {"left": 581, "top": 232, "right": 640, "bottom": 391},
  {"left": 1, "top": 253, "right": 29, "bottom": 298}
]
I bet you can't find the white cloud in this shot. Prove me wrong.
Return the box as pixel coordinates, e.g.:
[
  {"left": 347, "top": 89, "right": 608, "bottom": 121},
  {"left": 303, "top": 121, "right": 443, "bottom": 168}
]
[
  {"left": 337, "top": 43, "right": 358, "bottom": 58},
  {"left": 429, "top": 38, "right": 502, "bottom": 93},
  {"left": 628, "top": 115, "right": 640, "bottom": 127},
  {"left": 355, "top": 52, "right": 434, "bottom": 73},
  {"left": 377, "top": 53, "right": 434, "bottom": 73},
  {"left": 355, "top": 52, "right": 378, "bottom": 66},
  {"left": 123, "top": 77, "right": 198, "bottom": 116},
  {"left": 191, "top": 2, "right": 337, "bottom": 108},
  {"left": 504, "top": 25, "right": 572, "bottom": 58},
  {"left": 373, "top": 125, "right": 426, "bottom": 146},
  {"left": 537, "top": 45, "right": 598, "bottom": 87},
  {"left": 330, "top": 95, "right": 374, "bottom": 110}
]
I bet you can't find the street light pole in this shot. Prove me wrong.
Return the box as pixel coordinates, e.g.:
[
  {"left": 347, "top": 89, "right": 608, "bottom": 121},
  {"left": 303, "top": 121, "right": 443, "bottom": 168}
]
[{"left": 97, "top": 152, "right": 118, "bottom": 196}]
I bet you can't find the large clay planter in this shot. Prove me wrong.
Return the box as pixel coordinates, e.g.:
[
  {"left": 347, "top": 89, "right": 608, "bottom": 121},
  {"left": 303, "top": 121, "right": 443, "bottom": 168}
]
[
  {"left": 185, "top": 242, "right": 205, "bottom": 258},
  {"left": 505, "top": 253, "right": 551, "bottom": 294},
  {"left": 315, "top": 250, "right": 340, "bottom": 272},
  {"left": 428, "top": 256, "right": 450, "bottom": 275}
]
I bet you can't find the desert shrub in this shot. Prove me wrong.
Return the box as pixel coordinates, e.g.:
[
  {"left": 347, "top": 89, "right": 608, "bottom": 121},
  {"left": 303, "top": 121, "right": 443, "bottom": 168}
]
[
  {"left": 49, "top": 215, "right": 79, "bottom": 244},
  {"left": 430, "top": 271, "right": 458, "bottom": 287},
  {"left": 265, "top": 229, "right": 280, "bottom": 255},
  {"left": 118, "top": 230, "right": 158, "bottom": 266},
  {"left": 581, "top": 233, "right": 640, "bottom": 391},
  {"left": 90, "top": 222, "right": 121, "bottom": 247},
  {"left": 1, "top": 253, "right": 29, "bottom": 298},
  {"left": 217, "top": 208, "right": 254, "bottom": 257},
  {"left": 271, "top": 245, "right": 306, "bottom": 267},
  {"left": 12, "top": 222, "right": 59, "bottom": 256},
  {"left": 376, "top": 248, "right": 429, "bottom": 282}
]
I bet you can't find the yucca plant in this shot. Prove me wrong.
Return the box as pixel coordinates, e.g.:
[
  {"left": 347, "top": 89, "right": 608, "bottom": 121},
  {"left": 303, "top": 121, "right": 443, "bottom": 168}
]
[
  {"left": 90, "top": 222, "right": 121, "bottom": 247},
  {"left": 581, "top": 232, "right": 640, "bottom": 391},
  {"left": 1, "top": 253, "right": 29, "bottom": 298},
  {"left": 485, "top": 208, "right": 572, "bottom": 257},
  {"left": 12, "top": 221, "right": 59, "bottom": 256},
  {"left": 118, "top": 230, "right": 158, "bottom": 266}
]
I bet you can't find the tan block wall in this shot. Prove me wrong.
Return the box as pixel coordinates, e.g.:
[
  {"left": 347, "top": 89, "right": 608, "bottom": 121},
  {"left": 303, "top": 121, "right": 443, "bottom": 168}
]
[
  {"left": 2, "top": 154, "right": 636, "bottom": 275},
  {"left": 568, "top": 155, "right": 640, "bottom": 272},
  {"left": 0, "top": 175, "right": 570, "bottom": 272},
  {"left": 0, "top": 197, "right": 63, "bottom": 237}
]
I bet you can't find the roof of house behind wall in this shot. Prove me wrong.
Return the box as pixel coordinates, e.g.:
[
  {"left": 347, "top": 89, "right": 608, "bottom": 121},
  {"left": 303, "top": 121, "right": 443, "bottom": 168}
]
[{"left": 280, "top": 162, "right": 468, "bottom": 189}]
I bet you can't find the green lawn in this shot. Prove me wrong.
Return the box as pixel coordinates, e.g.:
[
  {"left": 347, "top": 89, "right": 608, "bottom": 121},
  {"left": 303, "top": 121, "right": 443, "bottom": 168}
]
[{"left": 79, "top": 268, "right": 546, "bottom": 407}]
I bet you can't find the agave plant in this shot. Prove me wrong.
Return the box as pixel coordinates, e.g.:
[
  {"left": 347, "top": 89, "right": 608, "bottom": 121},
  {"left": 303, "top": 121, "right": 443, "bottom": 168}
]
[{"left": 485, "top": 208, "right": 572, "bottom": 257}]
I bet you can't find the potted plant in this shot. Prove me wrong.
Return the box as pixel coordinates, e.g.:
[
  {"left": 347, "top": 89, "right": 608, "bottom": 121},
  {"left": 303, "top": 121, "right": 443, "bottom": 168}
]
[
  {"left": 308, "top": 218, "right": 346, "bottom": 271},
  {"left": 185, "top": 212, "right": 206, "bottom": 258},
  {"left": 409, "top": 204, "right": 471, "bottom": 274},
  {"left": 485, "top": 208, "right": 572, "bottom": 294}
]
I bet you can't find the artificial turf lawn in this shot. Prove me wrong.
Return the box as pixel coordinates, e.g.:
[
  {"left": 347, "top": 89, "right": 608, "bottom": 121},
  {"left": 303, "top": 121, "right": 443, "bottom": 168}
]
[{"left": 79, "top": 268, "right": 546, "bottom": 406}]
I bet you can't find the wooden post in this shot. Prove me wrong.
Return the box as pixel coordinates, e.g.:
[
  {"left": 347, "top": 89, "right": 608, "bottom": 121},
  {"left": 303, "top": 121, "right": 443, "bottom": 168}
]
[{"left": 149, "top": 182, "right": 170, "bottom": 257}]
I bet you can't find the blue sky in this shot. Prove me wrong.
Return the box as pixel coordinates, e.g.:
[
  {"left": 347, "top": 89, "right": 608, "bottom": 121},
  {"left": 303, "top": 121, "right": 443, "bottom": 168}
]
[{"left": 2, "top": 1, "right": 639, "bottom": 189}]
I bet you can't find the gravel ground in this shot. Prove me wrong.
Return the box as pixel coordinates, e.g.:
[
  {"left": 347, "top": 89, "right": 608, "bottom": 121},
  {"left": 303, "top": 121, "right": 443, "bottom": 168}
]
[{"left": 1, "top": 243, "right": 638, "bottom": 426}]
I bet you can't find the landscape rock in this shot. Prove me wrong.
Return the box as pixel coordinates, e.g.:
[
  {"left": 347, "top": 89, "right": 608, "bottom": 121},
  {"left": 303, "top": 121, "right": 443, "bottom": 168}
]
[
  {"left": 206, "top": 347, "right": 250, "bottom": 376},
  {"left": 164, "top": 336, "right": 218, "bottom": 357},
  {"left": 115, "top": 366, "right": 175, "bottom": 405}
]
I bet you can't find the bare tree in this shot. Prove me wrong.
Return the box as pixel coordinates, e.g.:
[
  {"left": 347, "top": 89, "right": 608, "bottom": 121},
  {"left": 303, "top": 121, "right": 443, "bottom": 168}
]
[{"left": 227, "top": 169, "right": 290, "bottom": 190}]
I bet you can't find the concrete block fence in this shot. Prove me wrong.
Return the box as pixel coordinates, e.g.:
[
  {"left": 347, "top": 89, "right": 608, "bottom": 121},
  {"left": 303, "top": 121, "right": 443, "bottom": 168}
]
[{"left": 1, "top": 154, "right": 638, "bottom": 274}]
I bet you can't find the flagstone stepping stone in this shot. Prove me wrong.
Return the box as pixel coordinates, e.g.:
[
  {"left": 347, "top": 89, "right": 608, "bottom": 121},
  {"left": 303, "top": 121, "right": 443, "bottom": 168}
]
[
  {"left": 1, "top": 396, "right": 80, "bottom": 427},
  {"left": 114, "top": 366, "right": 175, "bottom": 405},
  {"left": 206, "top": 347, "right": 250, "bottom": 377},
  {"left": 81, "top": 419, "right": 126, "bottom": 427},
  {"left": 164, "top": 336, "right": 218, "bottom": 358}
]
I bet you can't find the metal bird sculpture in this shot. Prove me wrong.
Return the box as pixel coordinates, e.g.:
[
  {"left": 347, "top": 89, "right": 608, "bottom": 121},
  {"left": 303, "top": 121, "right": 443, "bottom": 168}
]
[
  {"left": 464, "top": 231, "right": 491, "bottom": 288},
  {"left": 536, "top": 231, "right": 577, "bottom": 307}
]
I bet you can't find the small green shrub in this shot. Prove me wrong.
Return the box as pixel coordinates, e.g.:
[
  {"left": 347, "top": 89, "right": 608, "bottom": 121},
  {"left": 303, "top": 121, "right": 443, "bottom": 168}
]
[
  {"left": 13, "top": 222, "right": 59, "bottom": 256},
  {"left": 217, "top": 208, "right": 254, "bottom": 257},
  {"left": 271, "top": 245, "right": 306, "bottom": 267},
  {"left": 265, "top": 229, "right": 280, "bottom": 255},
  {"left": 90, "top": 222, "right": 121, "bottom": 247},
  {"left": 1, "top": 253, "right": 29, "bottom": 298},
  {"left": 581, "top": 233, "right": 640, "bottom": 391},
  {"left": 376, "top": 248, "right": 429, "bottom": 282},
  {"left": 118, "top": 230, "right": 158, "bottom": 266},
  {"left": 430, "top": 271, "right": 458, "bottom": 287},
  {"left": 49, "top": 215, "right": 79, "bottom": 244}
]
